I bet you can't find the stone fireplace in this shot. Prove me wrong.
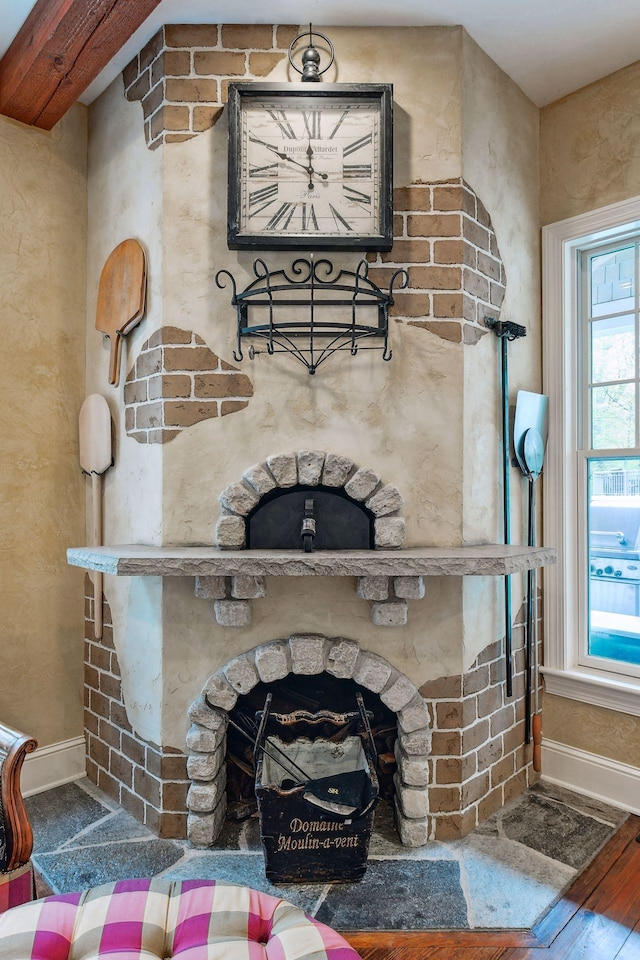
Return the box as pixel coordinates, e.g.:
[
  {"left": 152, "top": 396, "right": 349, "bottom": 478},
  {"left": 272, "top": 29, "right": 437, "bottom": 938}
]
[{"left": 74, "top": 21, "right": 546, "bottom": 852}]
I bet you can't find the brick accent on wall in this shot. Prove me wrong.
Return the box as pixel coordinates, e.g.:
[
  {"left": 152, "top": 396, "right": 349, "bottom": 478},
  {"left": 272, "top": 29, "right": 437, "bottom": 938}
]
[
  {"left": 368, "top": 180, "right": 506, "bottom": 345},
  {"left": 124, "top": 326, "right": 253, "bottom": 444},
  {"left": 422, "top": 602, "right": 541, "bottom": 840},
  {"left": 123, "top": 24, "right": 299, "bottom": 149},
  {"left": 84, "top": 575, "right": 189, "bottom": 839}
]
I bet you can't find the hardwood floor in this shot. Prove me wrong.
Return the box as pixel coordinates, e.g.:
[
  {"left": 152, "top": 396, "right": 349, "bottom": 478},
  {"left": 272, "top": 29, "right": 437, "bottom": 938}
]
[{"left": 346, "top": 815, "right": 640, "bottom": 960}]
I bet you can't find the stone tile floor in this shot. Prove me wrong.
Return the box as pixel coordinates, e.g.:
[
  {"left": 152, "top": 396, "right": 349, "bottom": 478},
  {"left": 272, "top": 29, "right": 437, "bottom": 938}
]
[{"left": 26, "top": 779, "right": 627, "bottom": 931}]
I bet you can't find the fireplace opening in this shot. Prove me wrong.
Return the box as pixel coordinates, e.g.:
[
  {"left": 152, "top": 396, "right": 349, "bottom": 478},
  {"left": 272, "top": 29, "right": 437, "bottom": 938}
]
[
  {"left": 247, "top": 485, "right": 375, "bottom": 550},
  {"left": 225, "top": 673, "right": 397, "bottom": 817}
]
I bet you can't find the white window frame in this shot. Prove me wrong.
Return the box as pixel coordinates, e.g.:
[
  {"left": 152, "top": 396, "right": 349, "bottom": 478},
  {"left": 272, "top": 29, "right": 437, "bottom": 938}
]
[{"left": 542, "top": 195, "right": 640, "bottom": 717}]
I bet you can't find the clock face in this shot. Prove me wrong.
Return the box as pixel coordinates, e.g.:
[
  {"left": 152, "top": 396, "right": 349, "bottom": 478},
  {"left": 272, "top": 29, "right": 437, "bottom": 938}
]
[{"left": 227, "top": 85, "right": 393, "bottom": 251}]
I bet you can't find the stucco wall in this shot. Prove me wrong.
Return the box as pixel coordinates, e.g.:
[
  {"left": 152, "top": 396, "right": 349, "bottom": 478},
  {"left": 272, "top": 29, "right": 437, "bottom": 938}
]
[
  {"left": 84, "top": 25, "right": 541, "bottom": 751},
  {"left": 541, "top": 59, "right": 640, "bottom": 226},
  {"left": 540, "top": 59, "right": 640, "bottom": 768},
  {"left": 0, "top": 106, "right": 87, "bottom": 746},
  {"left": 460, "top": 33, "right": 540, "bottom": 671}
]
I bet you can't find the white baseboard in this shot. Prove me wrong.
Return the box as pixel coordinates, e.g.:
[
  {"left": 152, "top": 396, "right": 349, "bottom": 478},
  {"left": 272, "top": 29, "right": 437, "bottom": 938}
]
[
  {"left": 20, "top": 737, "right": 86, "bottom": 797},
  {"left": 541, "top": 738, "right": 640, "bottom": 815}
]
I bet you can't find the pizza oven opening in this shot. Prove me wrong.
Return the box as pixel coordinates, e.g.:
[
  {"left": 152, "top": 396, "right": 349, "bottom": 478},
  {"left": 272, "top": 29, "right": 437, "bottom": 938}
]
[{"left": 247, "top": 486, "right": 375, "bottom": 551}]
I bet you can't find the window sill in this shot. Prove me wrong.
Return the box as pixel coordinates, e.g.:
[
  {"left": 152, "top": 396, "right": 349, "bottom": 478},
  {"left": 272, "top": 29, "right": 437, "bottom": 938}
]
[{"left": 542, "top": 666, "right": 640, "bottom": 717}]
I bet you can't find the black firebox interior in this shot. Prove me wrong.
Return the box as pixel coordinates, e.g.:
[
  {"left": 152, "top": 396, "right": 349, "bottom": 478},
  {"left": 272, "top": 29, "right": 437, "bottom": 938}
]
[{"left": 247, "top": 485, "right": 375, "bottom": 550}]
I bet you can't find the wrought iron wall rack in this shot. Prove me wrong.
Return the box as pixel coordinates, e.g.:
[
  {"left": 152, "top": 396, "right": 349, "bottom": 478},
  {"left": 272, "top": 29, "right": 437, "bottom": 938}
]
[{"left": 215, "top": 256, "right": 408, "bottom": 375}]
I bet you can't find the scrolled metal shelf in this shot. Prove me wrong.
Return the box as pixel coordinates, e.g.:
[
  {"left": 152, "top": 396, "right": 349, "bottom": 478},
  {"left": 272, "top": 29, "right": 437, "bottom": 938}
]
[{"left": 215, "top": 256, "right": 408, "bottom": 375}]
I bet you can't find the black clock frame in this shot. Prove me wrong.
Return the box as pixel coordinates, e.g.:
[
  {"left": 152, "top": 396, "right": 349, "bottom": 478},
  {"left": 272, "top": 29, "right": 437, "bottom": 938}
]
[{"left": 227, "top": 82, "right": 393, "bottom": 253}]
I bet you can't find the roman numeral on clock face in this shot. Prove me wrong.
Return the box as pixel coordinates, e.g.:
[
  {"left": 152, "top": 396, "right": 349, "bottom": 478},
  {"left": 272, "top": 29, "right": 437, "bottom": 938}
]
[
  {"left": 343, "top": 164, "right": 372, "bottom": 179},
  {"left": 302, "top": 111, "right": 322, "bottom": 140},
  {"left": 328, "top": 108, "right": 351, "bottom": 139},
  {"left": 249, "top": 162, "right": 279, "bottom": 178},
  {"left": 249, "top": 183, "right": 278, "bottom": 216},
  {"left": 301, "top": 204, "right": 319, "bottom": 231},
  {"left": 329, "top": 204, "right": 353, "bottom": 232},
  {"left": 343, "top": 133, "right": 372, "bottom": 157},
  {"left": 267, "top": 109, "right": 296, "bottom": 139},
  {"left": 266, "top": 202, "right": 296, "bottom": 231},
  {"left": 343, "top": 185, "right": 372, "bottom": 205}
]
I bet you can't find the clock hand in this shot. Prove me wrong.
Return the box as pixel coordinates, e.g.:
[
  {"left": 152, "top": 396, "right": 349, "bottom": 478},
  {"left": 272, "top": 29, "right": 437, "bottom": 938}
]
[{"left": 250, "top": 136, "right": 328, "bottom": 183}]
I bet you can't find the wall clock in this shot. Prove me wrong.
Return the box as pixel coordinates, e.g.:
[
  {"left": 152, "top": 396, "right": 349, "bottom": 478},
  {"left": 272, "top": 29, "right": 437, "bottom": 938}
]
[{"left": 227, "top": 82, "right": 393, "bottom": 252}]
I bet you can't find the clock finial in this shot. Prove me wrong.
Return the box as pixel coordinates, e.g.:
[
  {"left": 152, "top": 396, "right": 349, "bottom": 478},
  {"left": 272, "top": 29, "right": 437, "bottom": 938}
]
[{"left": 288, "top": 25, "right": 334, "bottom": 82}]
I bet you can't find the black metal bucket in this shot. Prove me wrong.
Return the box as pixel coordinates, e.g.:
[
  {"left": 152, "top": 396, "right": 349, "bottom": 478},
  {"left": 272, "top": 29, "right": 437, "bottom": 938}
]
[{"left": 254, "top": 693, "right": 379, "bottom": 883}]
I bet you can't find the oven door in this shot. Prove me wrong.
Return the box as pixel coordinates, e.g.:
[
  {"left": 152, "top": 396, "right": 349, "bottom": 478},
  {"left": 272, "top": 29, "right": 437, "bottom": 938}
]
[{"left": 590, "top": 576, "right": 640, "bottom": 617}]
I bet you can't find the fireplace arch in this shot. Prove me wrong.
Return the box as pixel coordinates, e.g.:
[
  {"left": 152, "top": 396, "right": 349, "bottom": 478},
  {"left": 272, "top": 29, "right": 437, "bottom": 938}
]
[
  {"left": 215, "top": 451, "right": 406, "bottom": 550},
  {"left": 185, "top": 634, "right": 431, "bottom": 848}
]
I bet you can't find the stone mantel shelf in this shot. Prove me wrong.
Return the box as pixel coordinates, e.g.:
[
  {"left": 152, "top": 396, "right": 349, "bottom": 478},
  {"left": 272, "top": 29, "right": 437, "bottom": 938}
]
[{"left": 67, "top": 543, "right": 556, "bottom": 578}]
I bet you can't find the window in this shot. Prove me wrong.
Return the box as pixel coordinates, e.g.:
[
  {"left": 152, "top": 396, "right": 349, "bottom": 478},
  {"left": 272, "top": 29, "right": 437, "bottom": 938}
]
[{"left": 543, "top": 197, "right": 640, "bottom": 716}]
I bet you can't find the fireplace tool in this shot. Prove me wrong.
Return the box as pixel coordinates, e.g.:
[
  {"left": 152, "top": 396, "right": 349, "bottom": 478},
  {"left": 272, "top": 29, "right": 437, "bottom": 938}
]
[
  {"left": 222, "top": 692, "right": 378, "bottom": 820},
  {"left": 485, "top": 317, "right": 527, "bottom": 697}
]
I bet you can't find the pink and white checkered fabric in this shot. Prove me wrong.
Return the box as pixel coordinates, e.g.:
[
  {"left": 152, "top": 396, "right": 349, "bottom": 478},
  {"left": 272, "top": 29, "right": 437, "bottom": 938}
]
[{"left": 0, "top": 878, "right": 362, "bottom": 960}]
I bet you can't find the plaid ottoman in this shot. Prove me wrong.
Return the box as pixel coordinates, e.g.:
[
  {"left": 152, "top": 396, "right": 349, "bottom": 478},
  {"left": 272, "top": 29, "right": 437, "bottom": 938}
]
[{"left": 0, "top": 877, "right": 361, "bottom": 959}]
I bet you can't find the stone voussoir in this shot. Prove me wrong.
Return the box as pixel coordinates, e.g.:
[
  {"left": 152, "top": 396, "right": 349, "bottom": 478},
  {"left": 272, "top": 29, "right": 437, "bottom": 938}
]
[
  {"left": 187, "top": 697, "right": 227, "bottom": 733},
  {"left": 266, "top": 453, "right": 297, "bottom": 487},
  {"left": 395, "top": 742, "right": 430, "bottom": 786},
  {"left": 381, "top": 673, "right": 419, "bottom": 711},
  {"left": 354, "top": 652, "right": 393, "bottom": 693},
  {"left": 186, "top": 722, "right": 225, "bottom": 753},
  {"left": 223, "top": 655, "right": 259, "bottom": 695},
  {"left": 187, "top": 772, "right": 227, "bottom": 813},
  {"left": 322, "top": 453, "right": 354, "bottom": 487},
  {"left": 399, "top": 728, "right": 432, "bottom": 756},
  {"left": 215, "top": 514, "right": 246, "bottom": 549},
  {"left": 366, "top": 484, "right": 404, "bottom": 517},
  {"left": 393, "top": 801, "right": 430, "bottom": 846},
  {"left": 243, "top": 462, "right": 277, "bottom": 496},
  {"left": 254, "top": 640, "right": 290, "bottom": 683},
  {"left": 374, "top": 516, "right": 406, "bottom": 549},
  {"left": 325, "top": 638, "right": 360, "bottom": 679},
  {"left": 344, "top": 466, "right": 381, "bottom": 501},
  {"left": 398, "top": 695, "right": 431, "bottom": 734},
  {"left": 297, "top": 450, "right": 325, "bottom": 486},
  {"left": 394, "top": 772, "right": 430, "bottom": 820},
  {"left": 203, "top": 673, "right": 238, "bottom": 711},
  {"left": 218, "top": 481, "right": 259, "bottom": 517},
  {"left": 289, "top": 634, "right": 326, "bottom": 674},
  {"left": 187, "top": 742, "right": 225, "bottom": 781}
]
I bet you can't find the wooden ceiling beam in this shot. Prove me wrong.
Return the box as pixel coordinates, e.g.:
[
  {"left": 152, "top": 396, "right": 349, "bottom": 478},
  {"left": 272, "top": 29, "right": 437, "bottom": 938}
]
[{"left": 0, "top": 0, "right": 163, "bottom": 130}]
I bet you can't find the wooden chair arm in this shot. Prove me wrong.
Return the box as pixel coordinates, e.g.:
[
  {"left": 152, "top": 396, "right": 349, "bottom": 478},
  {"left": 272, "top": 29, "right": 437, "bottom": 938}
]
[{"left": 0, "top": 723, "right": 37, "bottom": 872}]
